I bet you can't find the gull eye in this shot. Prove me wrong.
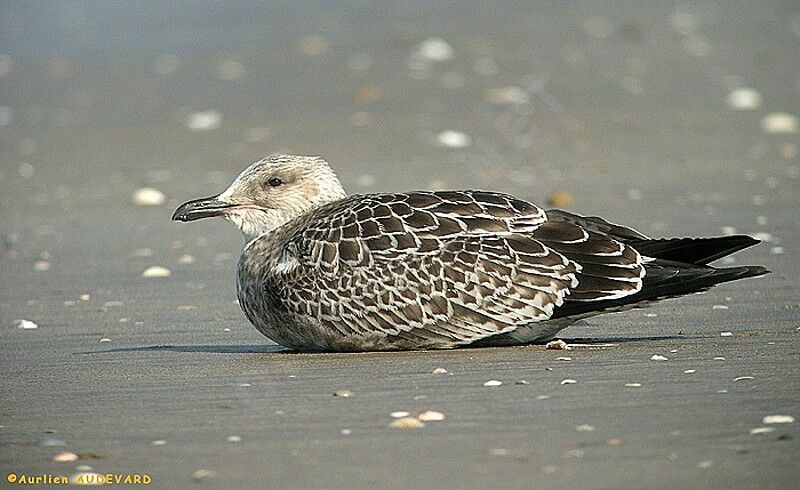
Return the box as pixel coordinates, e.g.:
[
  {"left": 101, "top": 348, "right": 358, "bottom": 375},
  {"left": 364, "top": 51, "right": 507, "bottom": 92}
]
[{"left": 267, "top": 177, "right": 283, "bottom": 188}]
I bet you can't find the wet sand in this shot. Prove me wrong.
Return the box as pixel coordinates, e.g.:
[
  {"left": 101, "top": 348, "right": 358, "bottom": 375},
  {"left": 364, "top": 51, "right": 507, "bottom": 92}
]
[{"left": 1, "top": 2, "right": 798, "bottom": 488}]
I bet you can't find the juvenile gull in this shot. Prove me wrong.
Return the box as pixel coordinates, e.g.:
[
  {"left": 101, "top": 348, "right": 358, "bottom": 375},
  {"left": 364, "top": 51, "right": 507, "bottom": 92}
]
[{"left": 173, "top": 155, "right": 769, "bottom": 352}]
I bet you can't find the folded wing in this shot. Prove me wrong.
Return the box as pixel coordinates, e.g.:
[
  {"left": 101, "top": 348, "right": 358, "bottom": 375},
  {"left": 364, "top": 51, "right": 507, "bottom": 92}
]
[{"left": 277, "top": 191, "right": 580, "bottom": 346}]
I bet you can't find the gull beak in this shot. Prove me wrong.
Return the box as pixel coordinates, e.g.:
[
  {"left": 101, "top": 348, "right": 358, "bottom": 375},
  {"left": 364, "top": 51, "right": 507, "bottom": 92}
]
[{"left": 172, "top": 196, "right": 236, "bottom": 222}]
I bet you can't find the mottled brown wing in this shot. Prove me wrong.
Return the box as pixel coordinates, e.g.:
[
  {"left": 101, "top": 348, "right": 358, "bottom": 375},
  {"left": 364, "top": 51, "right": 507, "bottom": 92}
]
[
  {"left": 294, "top": 191, "right": 547, "bottom": 271},
  {"left": 532, "top": 220, "right": 645, "bottom": 301},
  {"left": 279, "top": 191, "right": 576, "bottom": 345},
  {"left": 545, "top": 209, "right": 650, "bottom": 241}
]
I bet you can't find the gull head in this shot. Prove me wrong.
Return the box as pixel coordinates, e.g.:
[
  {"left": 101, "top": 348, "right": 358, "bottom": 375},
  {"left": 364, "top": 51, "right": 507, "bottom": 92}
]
[{"left": 173, "top": 154, "right": 347, "bottom": 242}]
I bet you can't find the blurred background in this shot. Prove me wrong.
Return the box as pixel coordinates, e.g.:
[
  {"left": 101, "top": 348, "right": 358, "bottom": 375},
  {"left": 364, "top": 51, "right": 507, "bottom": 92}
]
[
  {"left": 2, "top": 1, "right": 798, "bottom": 207},
  {"left": 2, "top": 2, "right": 799, "bottom": 488}
]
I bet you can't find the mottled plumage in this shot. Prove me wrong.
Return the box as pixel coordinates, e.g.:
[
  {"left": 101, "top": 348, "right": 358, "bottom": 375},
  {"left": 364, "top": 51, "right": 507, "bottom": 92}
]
[{"left": 174, "top": 155, "right": 768, "bottom": 351}]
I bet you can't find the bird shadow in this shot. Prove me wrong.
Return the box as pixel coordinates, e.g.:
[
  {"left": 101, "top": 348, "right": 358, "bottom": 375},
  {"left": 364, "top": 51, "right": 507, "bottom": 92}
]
[
  {"left": 78, "top": 344, "right": 291, "bottom": 355},
  {"left": 77, "top": 335, "right": 691, "bottom": 356},
  {"left": 558, "top": 334, "right": 692, "bottom": 344}
]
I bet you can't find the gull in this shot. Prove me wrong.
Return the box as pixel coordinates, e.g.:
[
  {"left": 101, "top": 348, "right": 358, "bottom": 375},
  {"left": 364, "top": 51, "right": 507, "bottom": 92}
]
[{"left": 173, "top": 155, "right": 768, "bottom": 351}]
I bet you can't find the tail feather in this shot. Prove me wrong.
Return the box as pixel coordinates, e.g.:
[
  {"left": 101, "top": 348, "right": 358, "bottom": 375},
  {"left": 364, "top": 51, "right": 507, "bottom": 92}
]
[
  {"left": 627, "top": 235, "right": 759, "bottom": 265},
  {"left": 541, "top": 211, "right": 769, "bottom": 321},
  {"left": 552, "top": 262, "right": 769, "bottom": 319}
]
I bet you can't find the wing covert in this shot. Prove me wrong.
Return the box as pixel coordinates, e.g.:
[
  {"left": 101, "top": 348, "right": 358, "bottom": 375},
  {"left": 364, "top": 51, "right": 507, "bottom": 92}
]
[{"left": 273, "top": 192, "right": 573, "bottom": 346}]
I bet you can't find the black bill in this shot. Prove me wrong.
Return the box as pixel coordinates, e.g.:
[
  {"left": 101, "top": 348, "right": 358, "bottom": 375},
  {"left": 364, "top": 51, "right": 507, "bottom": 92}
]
[{"left": 172, "top": 196, "right": 236, "bottom": 221}]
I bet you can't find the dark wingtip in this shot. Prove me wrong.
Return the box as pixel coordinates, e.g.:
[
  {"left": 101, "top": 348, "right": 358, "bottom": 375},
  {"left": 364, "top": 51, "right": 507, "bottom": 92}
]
[
  {"left": 629, "top": 234, "right": 766, "bottom": 266},
  {"left": 712, "top": 264, "right": 771, "bottom": 283},
  {"left": 741, "top": 235, "right": 762, "bottom": 246},
  {"left": 740, "top": 265, "right": 771, "bottom": 278}
]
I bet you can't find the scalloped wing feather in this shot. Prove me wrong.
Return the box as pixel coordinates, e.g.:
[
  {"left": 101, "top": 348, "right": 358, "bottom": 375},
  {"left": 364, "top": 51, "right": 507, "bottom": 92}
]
[{"left": 278, "top": 191, "right": 579, "bottom": 345}]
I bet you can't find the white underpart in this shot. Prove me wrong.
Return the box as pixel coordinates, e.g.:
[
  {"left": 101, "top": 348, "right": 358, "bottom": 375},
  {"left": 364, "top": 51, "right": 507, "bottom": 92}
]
[{"left": 226, "top": 210, "right": 276, "bottom": 243}]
